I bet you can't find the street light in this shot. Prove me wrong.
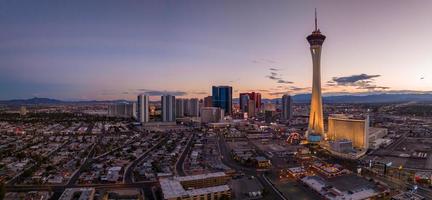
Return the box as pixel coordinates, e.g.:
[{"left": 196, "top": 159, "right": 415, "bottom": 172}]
[{"left": 398, "top": 165, "right": 403, "bottom": 179}]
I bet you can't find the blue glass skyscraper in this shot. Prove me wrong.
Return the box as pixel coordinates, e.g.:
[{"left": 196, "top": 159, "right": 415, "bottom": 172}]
[{"left": 212, "top": 86, "right": 232, "bottom": 115}]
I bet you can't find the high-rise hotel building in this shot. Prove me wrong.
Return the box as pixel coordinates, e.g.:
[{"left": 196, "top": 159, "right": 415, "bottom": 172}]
[
  {"left": 162, "top": 95, "right": 176, "bottom": 122},
  {"left": 137, "top": 94, "right": 149, "bottom": 123},
  {"left": 282, "top": 94, "right": 293, "bottom": 120},
  {"left": 212, "top": 86, "right": 232, "bottom": 115}
]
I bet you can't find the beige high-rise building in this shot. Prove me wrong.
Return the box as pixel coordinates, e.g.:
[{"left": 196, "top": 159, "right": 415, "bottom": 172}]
[
  {"left": 201, "top": 107, "right": 223, "bottom": 123},
  {"left": 307, "top": 10, "right": 325, "bottom": 138},
  {"left": 327, "top": 115, "right": 370, "bottom": 149},
  {"left": 247, "top": 100, "right": 256, "bottom": 117}
]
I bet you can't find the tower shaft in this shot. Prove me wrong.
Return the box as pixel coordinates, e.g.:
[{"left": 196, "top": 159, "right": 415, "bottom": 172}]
[{"left": 308, "top": 45, "right": 324, "bottom": 134}]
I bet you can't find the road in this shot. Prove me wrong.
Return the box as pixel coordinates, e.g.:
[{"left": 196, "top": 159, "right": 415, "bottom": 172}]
[
  {"left": 217, "top": 135, "right": 287, "bottom": 200},
  {"left": 123, "top": 136, "right": 168, "bottom": 184},
  {"left": 5, "top": 181, "right": 158, "bottom": 193},
  {"left": 66, "top": 143, "right": 96, "bottom": 186},
  {"left": 175, "top": 133, "right": 195, "bottom": 176}
]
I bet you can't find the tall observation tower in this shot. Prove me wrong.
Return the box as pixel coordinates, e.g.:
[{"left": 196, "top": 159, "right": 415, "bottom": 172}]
[{"left": 306, "top": 9, "right": 325, "bottom": 142}]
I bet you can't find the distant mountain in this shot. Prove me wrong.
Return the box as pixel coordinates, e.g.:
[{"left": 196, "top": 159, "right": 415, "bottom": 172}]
[
  {"left": 232, "top": 93, "right": 432, "bottom": 104},
  {"left": 0, "top": 97, "right": 131, "bottom": 106},
  {"left": 289, "top": 93, "right": 432, "bottom": 104},
  {"left": 0, "top": 97, "right": 64, "bottom": 105},
  {"left": 2, "top": 93, "right": 432, "bottom": 106}
]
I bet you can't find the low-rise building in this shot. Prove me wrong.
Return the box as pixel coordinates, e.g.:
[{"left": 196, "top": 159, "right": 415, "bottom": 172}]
[
  {"left": 255, "top": 156, "right": 271, "bottom": 169},
  {"left": 301, "top": 174, "right": 384, "bottom": 200},
  {"left": 160, "top": 172, "right": 231, "bottom": 200}
]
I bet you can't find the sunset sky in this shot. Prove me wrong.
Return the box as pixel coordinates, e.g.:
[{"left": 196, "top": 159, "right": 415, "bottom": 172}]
[{"left": 1, "top": 0, "right": 431, "bottom": 100}]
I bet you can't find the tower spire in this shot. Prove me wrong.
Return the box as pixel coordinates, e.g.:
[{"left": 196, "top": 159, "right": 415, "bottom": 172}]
[{"left": 315, "top": 8, "right": 318, "bottom": 31}]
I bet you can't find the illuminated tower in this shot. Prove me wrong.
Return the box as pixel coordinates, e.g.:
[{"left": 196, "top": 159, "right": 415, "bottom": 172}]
[{"left": 307, "top": 9, "right": 325, "bottom": 140}]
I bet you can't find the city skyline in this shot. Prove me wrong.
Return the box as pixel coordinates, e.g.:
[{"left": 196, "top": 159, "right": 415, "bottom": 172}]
[
  {"left": 1, "top": 0, "right": 432, "bottom": 100},
  {"left": 2, "top": 2, "right": 432, "bottom": 199}
]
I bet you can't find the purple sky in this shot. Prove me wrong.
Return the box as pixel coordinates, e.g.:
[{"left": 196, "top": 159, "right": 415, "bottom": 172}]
[{"left": 1, "top": 0, "right": 431, "bottom": 100}]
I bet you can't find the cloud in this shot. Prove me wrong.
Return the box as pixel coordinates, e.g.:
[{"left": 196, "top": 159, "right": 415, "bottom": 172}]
[
  {"left": 268, "top": 91, "right": 289, "bottom": 96},
  {"left": 290, "top": 86, "right": 310, "bottom": 91},
  {"left": 263, "top": 59, "right": 276, "bottom": 63},
  {"left": 252, "top": 58, "right": 277, "bottom": 64},
  {"left": 331, "top": 74, "right": 380, "bottom": 85},
  {"left": 266, "top": 85, "right": 311, "bottom": 96},
  {"left": 269, "top": 67, "right": 280, "bottom": 71},
  {"left": 277, "top": 80, "right": 293, "bottom": 84},
  {"left": 265, "top": 68, "right": 294, "bottom": 84},
  {"left": 266, "top": 74, "right": 280, "bottom": 80},
  {"left": 137, "top": 89, "right": 187, "bottom": 96},
  {"left": 190, "top": 91, "right": 208, "bottom": 95},
  {"left": 324, "top": 90, "right": 432, "bottom": 96},
  {"left": 330, "top": 73, "right": 388, "bottom": 91},
  {"left": 361, "top": 86, "right": 390, "bottom": 90},
  {"left": 241, "top": 89, "right": 270, "bottom": 93}
]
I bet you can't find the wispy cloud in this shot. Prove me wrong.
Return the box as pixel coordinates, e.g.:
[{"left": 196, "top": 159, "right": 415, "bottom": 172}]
[
  {"left": 137, "top": 89, "right": 187, "bottom": 96},
  {"left": 277, "top": 80, "right": 293, "bottom": 84},
  {"left": 265, "top": 68, "right": 293, "bottom": 85},
  {"left": 189, "top": 91, "right": 208, "bottom": 95},
  {"left": 266, "top": 74, "right": 280, "bottom": 80},
  {"left": 266, "top": 86, "right": 311, "bottom": 96},
  {"left": 268, "top": 91, "right": 289, "bottom": 96},
  {"left": 252, "top": 58, "right": 277, "bottom": 64}
]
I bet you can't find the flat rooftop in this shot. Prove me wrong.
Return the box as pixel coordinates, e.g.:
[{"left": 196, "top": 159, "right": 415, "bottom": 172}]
[
  {"left": 301, "top": 174, "right": 381, "bottom": 200},
  {"left": 326, "top": 174, "right": 375, "bottom": 192},
  {"left": 160, "top": 178, "right": 230, "bottom": 199},
  {"left": 174, "top": 172, "right": 227, "bottom": 182}
]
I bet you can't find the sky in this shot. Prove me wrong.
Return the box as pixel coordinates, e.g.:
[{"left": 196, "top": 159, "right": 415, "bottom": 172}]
[{"left": 1, "top": 0, "right": 432, "bottom": 100}]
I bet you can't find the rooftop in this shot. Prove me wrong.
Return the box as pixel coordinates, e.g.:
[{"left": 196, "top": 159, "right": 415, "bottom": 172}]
[
  {"left": 160, "top": 178, "right": 230, "bottom": 199},
  {"left": 301, "top": 174, "right": 381, "bottom": 200},
  {"left": 174, "top": 172, "right": 226, "bottom": 182}
]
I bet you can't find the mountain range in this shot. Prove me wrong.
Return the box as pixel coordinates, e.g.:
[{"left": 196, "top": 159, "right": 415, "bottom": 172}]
[
  {"left": 1, "top": 93, "right": 432, "bottom": 106},
  {"left": 0, "top": 97, "right": 130, "bottom": 106}
]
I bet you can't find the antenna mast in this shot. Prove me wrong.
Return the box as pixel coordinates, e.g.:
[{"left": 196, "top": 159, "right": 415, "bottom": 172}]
[{"left": 315, "top": 8, "right": 318, "bottom": 31}]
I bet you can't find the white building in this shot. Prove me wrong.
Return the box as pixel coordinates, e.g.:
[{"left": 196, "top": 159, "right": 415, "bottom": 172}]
[
  {"left": 137, "top": 94, "right": 149, "bottom": 123},
  {"left": 162, "top": 95, "right": 176, "bottom": 122}
]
